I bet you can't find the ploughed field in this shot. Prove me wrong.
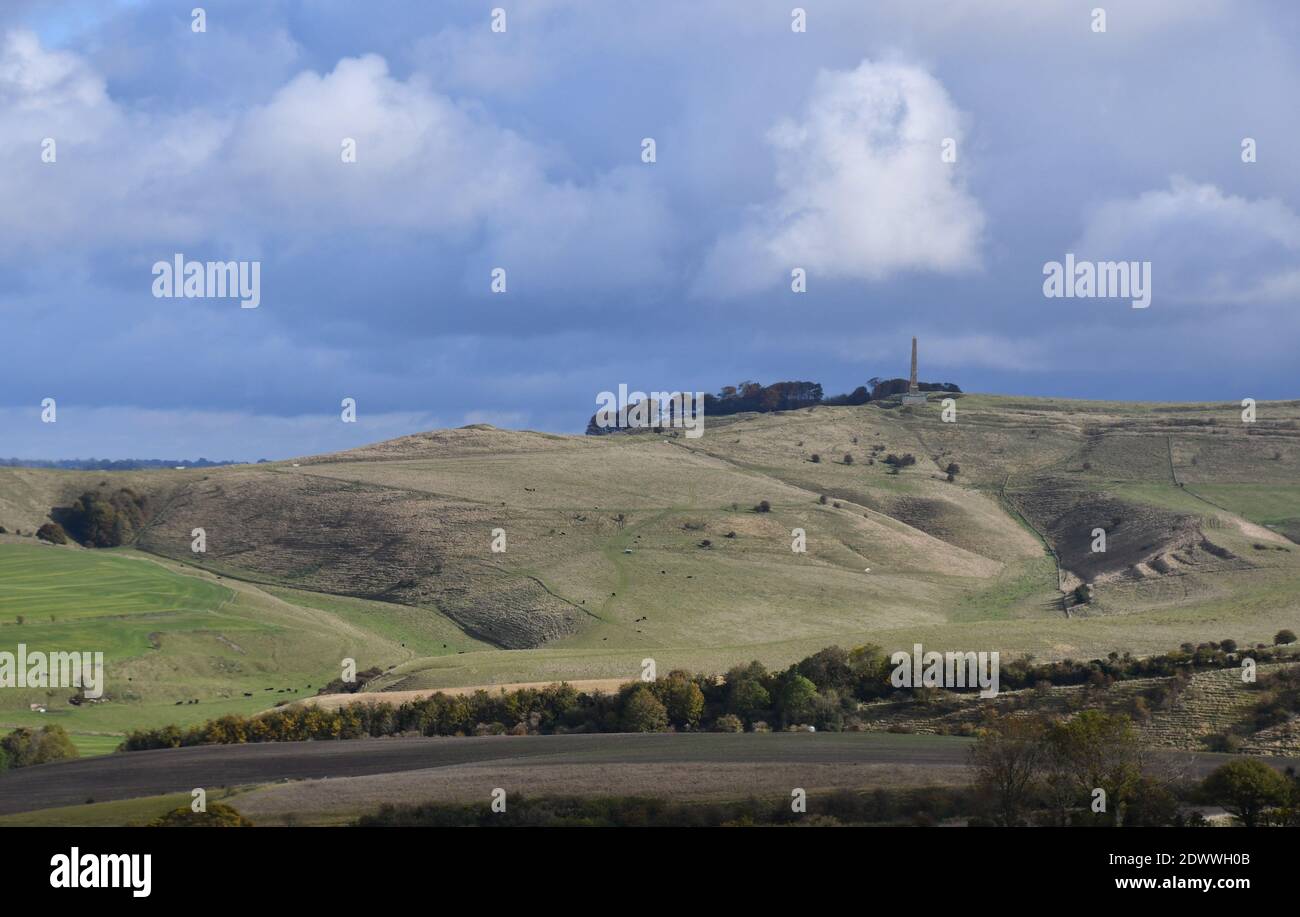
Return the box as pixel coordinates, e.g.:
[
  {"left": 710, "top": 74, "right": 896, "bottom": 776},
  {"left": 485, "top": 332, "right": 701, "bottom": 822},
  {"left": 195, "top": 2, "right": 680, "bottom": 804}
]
[{"left": 2, "top": 731, "right": 1294, "bottom": 826}]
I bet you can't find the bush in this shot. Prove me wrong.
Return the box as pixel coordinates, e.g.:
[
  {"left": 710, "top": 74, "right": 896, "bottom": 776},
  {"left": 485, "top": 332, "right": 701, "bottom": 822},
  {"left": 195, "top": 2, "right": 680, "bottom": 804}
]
[
  {"left": 754, "top": 500, "right": 771, "bottom": 513},
  {"left": 621, "top": 686, "right": 669, "bottom": 732},
  {"left": 810, "top": 454, "right": 821, "bottom": 464},
  {"left": 843, "top": 453, "right": 853, "bottom": 465},
  {"left": 1202, "top": 759, "right": 1290, "bottom": 827},
  {"left": 36, "top": 522, "right": 68, "bottom": 545},
  {"left": 0, "top": 725, "right": 80, "bottom": 768},
  {"left": 149, "top": 802, "right": 253, "bottom": 827},
  {"left": 1275, "top": 629, "right": 1297, "bottom": 646},
  {"left": 55, "top": 488, "right": 151, "bottom": 547},
  {"left": 713, "top": 714, "right": 744, "bottom": 733}
]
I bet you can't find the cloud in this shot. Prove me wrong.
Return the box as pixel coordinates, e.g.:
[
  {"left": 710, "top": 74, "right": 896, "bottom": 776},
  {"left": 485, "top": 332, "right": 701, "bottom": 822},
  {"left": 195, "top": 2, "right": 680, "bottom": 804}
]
[
  {"left": 0, "top": 33, "right": 674, "bottom": 297},
  {"left": 0, "top": 404, "right": 451, "bottom": 462},
  {"left": 1073, "top": 177, "right": 1300, "bottom": 307},
  {"left": 695, "top": 59, "right": 984, "bottom": 298}
]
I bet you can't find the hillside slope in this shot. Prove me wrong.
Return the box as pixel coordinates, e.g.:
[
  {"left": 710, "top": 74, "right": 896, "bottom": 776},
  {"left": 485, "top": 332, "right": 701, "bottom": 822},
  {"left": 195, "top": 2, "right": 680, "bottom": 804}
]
[{"left": 3, "top": 394, "right": 1298, "bottom": 686}]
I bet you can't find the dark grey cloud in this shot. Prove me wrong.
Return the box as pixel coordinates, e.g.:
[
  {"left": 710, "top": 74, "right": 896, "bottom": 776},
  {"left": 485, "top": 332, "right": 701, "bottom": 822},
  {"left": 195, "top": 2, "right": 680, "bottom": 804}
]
[{"left": 1, "top": 0, "right": 1296, "bottom": 459}]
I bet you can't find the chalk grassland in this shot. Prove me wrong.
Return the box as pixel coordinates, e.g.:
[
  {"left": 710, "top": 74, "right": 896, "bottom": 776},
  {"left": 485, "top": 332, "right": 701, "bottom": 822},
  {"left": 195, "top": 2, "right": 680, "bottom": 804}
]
[
  {"left": 0, "top": 543, "right": 485, "bottom": 752},
  {"left": 0, "top": 394, "right": 1297, "bottom": 732}
]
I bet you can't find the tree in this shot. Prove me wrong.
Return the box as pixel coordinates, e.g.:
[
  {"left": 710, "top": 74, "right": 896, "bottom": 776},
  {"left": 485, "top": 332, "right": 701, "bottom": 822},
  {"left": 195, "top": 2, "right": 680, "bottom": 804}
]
[
  {"left": 621, "top": 686, "right": 669, "bottom": 732},
  {"left": 57, "top": 488, "right": 150, "bottom": 547},
  {"left": 843, "top": 453, "right": 854, "bottom": 465},
  {"left": 1043, "top": 710, "right": 1143, "bottom": 826},
  {"left": 725, "top": 663, "right": 772, "bottom": 721},
  {"left": 970, "top": 716, "right": 1047, "bottom": 826},
  {"left": 0, "top": 725, "right": 80, "bottom": 767},
  {"left": 1122, "top": 776, "right": 1181, "bottom": 827},
  {"left": 1275, "top": 629, "right": 1297, "bottom": 646},
  {"left": 797, "top": 646, "right": 856, "bottom": 694},
  {"left": 36, "top": 522, "right": 67, "bottom": 544},
  {"left": 1202, "top": 759, "right": 1289, "bottom": 827},
  {"left": 776, "top": 673, "right": 818, "bottom": 726},
  {"left": 654, "top": 671, "right": 705, "bottom": 729}
]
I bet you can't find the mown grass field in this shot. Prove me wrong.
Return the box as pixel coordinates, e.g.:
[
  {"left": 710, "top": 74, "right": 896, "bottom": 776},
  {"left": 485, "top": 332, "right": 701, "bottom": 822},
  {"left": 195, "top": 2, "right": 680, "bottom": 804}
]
[{"left": 0, "top": 543, "right": 483, "bottom": 752}]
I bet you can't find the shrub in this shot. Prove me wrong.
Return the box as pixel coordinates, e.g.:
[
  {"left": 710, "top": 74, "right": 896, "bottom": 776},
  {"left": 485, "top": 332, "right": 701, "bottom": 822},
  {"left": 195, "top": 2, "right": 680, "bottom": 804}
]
[
  {"left": 713, "top": 713, "right": 744, "bottom": 733},
  {"left": 843, "top": 453, "right": 854, "bottom": 465},
  {"left": 149, "top": 802, "right": 253, "bottom": 827},
  {"left": 621, "top": 686, "right": 669, "bottom": 732},
  {"left": 1275, "top": 629, "right": 1297, "bottom": 646},
  {"left": 754, "top": 500, "right": 771, "bottom": 513},
  {"left": 1202, "top": 759, "right": 1289, "bottom": 827},
  {"left": 818, "top": 495, "right": 828, "bottom": 505},
  {"left": 36, "top": 522, "right": 68, "bottom": 545},
  {"left": 810, "top": 454, "right": 821, "bottom": 464},
  {"left": 0, "top": 725, "right": 79, "bottom": 768},
  {"left": 56, "top": 488, "right": 151, "bottom": 547}
]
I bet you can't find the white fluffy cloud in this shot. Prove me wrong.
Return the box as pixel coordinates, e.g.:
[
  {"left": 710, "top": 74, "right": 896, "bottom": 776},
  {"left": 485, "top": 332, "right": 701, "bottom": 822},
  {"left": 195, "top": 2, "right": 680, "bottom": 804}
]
[
  {"left": 695, "top": 60, "right": 984, "bottom": 298},
  {"left": 1074, "top": 178, "right": 1300, "bottom": 307},
  {"left": 0, "top": 32, "right": 672, "bottom": 292}
]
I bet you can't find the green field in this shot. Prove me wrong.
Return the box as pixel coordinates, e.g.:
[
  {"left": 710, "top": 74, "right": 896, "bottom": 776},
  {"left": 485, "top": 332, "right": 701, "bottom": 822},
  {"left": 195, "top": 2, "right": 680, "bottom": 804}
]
[
  {"left": 1183, "top": 484, "right": 1300, "bottom": 543},
  {"left": 0, "top": 546, "right": 231, "bottom": 622},
  {"left": 0, "top": 792, "right": 193, "bottom": 827},
  {"left": 0, "top": 544, "right": 480, "bottom": 751}
]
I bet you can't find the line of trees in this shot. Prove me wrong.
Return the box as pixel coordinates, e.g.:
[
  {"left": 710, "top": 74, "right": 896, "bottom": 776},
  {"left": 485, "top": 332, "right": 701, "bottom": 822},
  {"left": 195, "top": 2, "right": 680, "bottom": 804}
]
[
  {"left": 585, "top": 376, "right": 965, "bottom": 434},
  {"left": 121, "top": 637, "right": 1297, "bottom": 751}
]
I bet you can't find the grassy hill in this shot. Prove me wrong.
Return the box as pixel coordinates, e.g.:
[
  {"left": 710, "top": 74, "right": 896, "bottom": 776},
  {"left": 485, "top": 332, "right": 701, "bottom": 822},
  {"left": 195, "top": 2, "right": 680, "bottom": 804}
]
[{"left": 1, "top": 393, "right": 1297, "bottom": 746}]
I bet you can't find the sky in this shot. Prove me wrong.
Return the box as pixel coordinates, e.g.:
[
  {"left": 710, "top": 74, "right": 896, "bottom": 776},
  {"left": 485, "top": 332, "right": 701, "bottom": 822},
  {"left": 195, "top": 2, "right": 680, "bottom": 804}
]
[{"left": 1, "top": 0, "right": 1297, "bottom": 460}]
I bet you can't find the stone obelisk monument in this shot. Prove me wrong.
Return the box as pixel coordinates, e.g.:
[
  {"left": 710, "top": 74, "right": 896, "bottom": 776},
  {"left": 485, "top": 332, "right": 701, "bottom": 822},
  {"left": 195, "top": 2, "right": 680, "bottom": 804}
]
[{"left": 901, "top": 336, "right": 927, "bottom": 405}]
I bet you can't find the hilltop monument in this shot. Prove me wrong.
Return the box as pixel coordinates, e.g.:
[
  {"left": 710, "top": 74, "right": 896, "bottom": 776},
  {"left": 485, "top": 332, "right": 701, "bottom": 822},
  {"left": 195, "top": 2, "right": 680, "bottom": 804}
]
[{"left": 901, "top": 337, "right": 927, "bottom": 405}]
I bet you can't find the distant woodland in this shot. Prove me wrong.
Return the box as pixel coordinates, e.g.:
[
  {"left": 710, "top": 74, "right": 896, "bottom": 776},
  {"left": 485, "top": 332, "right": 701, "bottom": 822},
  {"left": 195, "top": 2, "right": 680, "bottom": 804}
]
[{"left": 587, "top": 377, "right": 961, "bottom": 434}]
